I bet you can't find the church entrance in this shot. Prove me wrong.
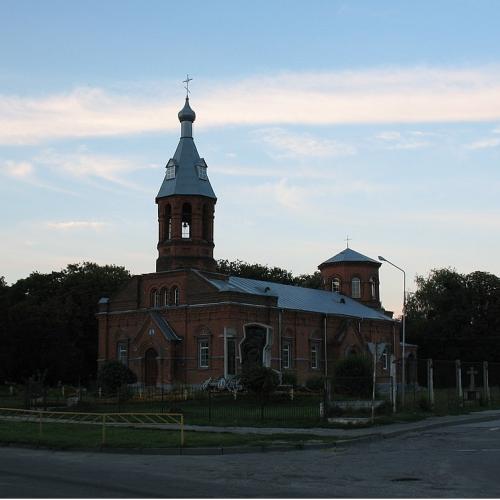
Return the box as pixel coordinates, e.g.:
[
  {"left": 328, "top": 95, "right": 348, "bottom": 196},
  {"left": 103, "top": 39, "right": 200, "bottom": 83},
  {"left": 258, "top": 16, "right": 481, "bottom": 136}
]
[
  {"left": 144, "top": 348, "right": 158, "bottom": 386},
  {"left": 241, "top": 325, "right": 268, "bottom": 372}
]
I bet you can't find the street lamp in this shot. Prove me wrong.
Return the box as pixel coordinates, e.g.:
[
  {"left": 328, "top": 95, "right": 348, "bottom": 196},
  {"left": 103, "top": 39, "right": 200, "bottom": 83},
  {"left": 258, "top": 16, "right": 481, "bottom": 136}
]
[{"left": 378, "top": 255, "right": 406, "bottom": 408}]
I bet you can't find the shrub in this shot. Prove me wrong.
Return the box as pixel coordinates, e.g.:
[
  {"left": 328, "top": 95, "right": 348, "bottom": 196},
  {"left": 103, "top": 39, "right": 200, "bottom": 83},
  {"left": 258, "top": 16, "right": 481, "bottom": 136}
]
[
  {"left": 281, "top": 371, "right": 297, "bottom": 387},
  {"left": 305, "top": 375, "right": 326, "bottom": 392},
  {"left": 97, "top": 361, "right": 137, "bottom": 393},
  {"left": 240, "top": 366, "right": 280, "bottom": 401},
  {"left": 333, "top": 355, "right": 372, "bottom": 398}
]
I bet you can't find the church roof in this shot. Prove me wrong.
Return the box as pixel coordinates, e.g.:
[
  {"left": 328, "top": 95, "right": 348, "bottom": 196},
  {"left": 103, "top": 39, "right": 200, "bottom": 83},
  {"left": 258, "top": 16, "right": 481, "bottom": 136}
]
[
  {"left": 150, "top": 311, "right": 181, "bottom": 341},
  {"left": 156, "top": 98, "right": 216, "bottom": 200},
  {"left": 320, "top": 247, "right": 380, "bottom": 266},
  {"left": 205, "top": 275, "right": 392, "bottom": 321}
]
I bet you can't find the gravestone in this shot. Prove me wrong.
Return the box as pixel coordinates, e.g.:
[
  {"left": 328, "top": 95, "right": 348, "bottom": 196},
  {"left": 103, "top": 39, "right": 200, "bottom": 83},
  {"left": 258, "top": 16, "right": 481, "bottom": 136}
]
[{"left": 464, "top": 367, "right": 481, "bottom": 401}]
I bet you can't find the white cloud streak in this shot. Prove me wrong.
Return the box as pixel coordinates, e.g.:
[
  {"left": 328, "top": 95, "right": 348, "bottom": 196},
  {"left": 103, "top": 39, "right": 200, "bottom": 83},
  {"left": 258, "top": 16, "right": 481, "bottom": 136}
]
[
  {"left": 252, "top": 127, "right": 355, "bottom": 158},
  {"left": 46, "top": 221, "right": 107, "bottom": 230},
  {"left": 2, "top": 66, "right": 500, "bottom": 144}
]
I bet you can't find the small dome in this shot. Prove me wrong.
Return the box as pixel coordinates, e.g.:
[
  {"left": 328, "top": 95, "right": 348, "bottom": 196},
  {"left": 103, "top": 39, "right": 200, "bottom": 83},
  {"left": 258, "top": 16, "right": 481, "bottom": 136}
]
[{"left": 178, "top": 98, "right": 196, "bottom": 123}]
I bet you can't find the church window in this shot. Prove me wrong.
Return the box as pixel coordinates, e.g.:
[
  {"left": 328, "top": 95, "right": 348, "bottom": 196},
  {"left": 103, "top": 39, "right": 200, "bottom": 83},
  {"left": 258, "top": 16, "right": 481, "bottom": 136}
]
[
  {"left": 198, "top": 339, "right": 209, "bottom": 368},
  {"left": 310, "top": 343, "right": 319, "bottom": 370},
  {"left": 226, "top": 338, "right": 236, "bottom": 376},
  {"left": 151, "top": 288, "right": 160, "bottom": 308},
  {"left": 117, "top": 342, "right": 128, "bottom": 366},
  {"left": 332, "top": 278, "right": 341, "bottom": 293},
  {"left": 202, "top": 204, "right": 210, "bottom": 241},
  {"left": 181, "top": 203, "right": 191, "bottom": 239},
  {"left": 369, "top": 277, "right": 377, "bottom": 299},
  {"left": 170, "top": 286, "right": 180, "bottom": 306},
  {"left": 160, "top": 287, "right": 168, "bottom": 306},
  {"left": 164, "top": 205, "right": 172, "bottom": 240},
  {"left": 198, "top": 165, "right": 208, "bottom": 180},
  {"left": 282, "top": 341, "right": 291, "bottom": 369},
  {"left": 166, "top": 160, "right": 176, "bottom": 179},
  {"left": 351, "top": 277, "right": 361, "bottom": 298}
]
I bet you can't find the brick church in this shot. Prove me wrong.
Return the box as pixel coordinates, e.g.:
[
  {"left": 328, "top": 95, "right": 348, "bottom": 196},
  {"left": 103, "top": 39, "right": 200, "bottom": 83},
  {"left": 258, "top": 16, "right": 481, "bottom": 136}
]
[{"left": 97, "top": 96, "right": 399, "bottom": 387}]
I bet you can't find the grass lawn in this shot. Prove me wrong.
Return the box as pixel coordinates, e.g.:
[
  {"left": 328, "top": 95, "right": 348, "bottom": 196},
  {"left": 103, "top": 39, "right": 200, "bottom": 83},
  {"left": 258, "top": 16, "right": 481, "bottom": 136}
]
[{"left": 0, "top": 420, "right": 337, "bottom": 450}]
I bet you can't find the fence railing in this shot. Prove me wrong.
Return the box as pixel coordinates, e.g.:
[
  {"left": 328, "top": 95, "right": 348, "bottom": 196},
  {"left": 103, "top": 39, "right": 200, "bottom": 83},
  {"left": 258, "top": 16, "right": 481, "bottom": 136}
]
[{"left": 0, "top": 407, "right": 185, "bottom": 446}]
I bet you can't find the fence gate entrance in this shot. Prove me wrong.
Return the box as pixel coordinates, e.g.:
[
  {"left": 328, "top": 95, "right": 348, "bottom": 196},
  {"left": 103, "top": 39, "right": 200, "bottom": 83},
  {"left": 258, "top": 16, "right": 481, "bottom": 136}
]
[{"left": 144, "top": 348, "right": 158, "bottom": 386}]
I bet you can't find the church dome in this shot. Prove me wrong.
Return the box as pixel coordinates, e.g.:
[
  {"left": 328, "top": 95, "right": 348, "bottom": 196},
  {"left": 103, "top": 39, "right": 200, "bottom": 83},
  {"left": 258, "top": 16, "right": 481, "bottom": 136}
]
[{"left": 178, "top": 98, "right": 196, "bottom": 123}]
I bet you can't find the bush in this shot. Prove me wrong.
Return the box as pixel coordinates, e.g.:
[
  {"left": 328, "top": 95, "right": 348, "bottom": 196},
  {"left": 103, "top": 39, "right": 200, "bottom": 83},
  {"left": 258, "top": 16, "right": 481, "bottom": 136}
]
[
  {"left": 333, "top": 355, "right": 373, "bottom": 398},
  {"left": 240, "top": 366, "right": 280, "bottom": 401},
  {"left": 305, "top": 375, "right": 326, "bottom": 392},
  {"left": 281, "top": 371, "right": 297, "bottom": 387},
  {"left": 97, "top": 361, "right": 137, "bottom": 393}
]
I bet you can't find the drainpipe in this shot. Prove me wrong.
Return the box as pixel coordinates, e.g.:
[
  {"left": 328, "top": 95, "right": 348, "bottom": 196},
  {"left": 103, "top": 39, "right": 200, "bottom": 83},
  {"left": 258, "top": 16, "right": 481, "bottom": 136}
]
[
  {"left": 223, "top": 326, "right": 227, "bottom": 379},
  {"left": 324, "top": 315, "right": 328, "bottom": 378},
  {"left": 278, "top": 310, "right": 283, "bottom": 372}
]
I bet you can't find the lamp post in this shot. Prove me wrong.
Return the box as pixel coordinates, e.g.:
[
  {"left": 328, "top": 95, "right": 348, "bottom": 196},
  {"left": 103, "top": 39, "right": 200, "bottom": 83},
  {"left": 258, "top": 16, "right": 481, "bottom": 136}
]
[{"left": 378, "top": 255, "right": 406, "bottom": 408}]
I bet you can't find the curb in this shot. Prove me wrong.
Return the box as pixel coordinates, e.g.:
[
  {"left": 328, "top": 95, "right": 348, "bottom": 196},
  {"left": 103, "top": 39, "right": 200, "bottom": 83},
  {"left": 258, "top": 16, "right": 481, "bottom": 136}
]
[{"left": 2, "top": 410, "right": 499, "bottom": 456}]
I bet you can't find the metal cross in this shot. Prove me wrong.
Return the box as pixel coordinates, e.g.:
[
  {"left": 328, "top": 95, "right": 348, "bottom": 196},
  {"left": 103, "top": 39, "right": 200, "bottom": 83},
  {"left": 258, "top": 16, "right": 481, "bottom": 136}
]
[
  {"left": 467, "top": 367, "right": 478, "bottom": 390},
  {"left": 345, "top": 235, "right": 351, "bottom": 248},
  {"left": 183, "top": 74, "right": 193, "bottom": 97}
]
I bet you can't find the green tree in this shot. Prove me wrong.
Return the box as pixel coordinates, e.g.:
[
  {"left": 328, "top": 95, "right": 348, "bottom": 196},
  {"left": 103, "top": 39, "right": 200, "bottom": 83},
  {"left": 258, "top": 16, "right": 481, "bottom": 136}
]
[
  {"left": 1, "top": 263, "right": 130, "bottom": 384},
  {"left": 97, "top": 360, "right": 137, "bottom": 393},
  {"left": 406, "top": 268, "right": 500, "bottom": 361},
  {"left": 240, "top": 366, "right": 280, "bottom": 401},
  {"left": 333, "top": 355, "right": 373, "bottom": 398}
]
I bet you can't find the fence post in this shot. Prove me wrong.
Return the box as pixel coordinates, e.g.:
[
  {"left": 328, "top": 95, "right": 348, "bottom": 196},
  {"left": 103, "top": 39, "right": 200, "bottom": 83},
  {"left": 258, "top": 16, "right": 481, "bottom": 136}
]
[
  {"left": 390, "top": 355, "right": 397, "bottom": 413},
  {"left": 180, "top": 414, "right": 184, "bottom": 447},
  {"left": 101, "top": 414, "right": 106, "bottom": 446},
  {"left": 456, "top": 359, "right": 463, "bottom": 407},
  {"left": 483, "top": 361, "right": 490, "bottom": 405},
  {"left": 427, "top": 359, "right": 434, "bottom": 409},
  {"left": 38, "top": 411, "right": 42, "bottom": 442}
]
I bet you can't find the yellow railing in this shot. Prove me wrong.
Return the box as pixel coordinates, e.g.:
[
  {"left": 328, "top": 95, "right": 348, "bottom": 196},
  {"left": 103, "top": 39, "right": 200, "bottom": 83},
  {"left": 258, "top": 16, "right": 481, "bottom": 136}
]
[{"left": 0, "top": 407, "right": 184, "bottom": 447}]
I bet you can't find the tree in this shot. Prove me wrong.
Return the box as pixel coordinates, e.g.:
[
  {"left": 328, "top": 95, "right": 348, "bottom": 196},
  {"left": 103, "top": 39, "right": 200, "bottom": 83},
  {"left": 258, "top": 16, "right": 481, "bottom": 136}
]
[
  {"left": 406, "top": 268, "right": 500, "bottom": 361},
  {"left": 333, "top": 355, "right": 373, "bottom": 398},
  {"left": 215, "top": 259, "right": 322, "bottom": 289},
  {"left": 240, "top": 366, "right": 280, "bottom": 401},
  {"left": 1, "top": 263, "right": 131, "bottom": 384},
  {"left": 97, "top": 360, "right": 137, "bottom": 393}
]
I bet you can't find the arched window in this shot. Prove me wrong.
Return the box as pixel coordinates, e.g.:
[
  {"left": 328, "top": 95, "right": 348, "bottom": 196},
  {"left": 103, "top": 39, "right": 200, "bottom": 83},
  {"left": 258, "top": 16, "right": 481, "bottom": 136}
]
[
  {"left": 331, "top": 277, "right": 341, "bottom": 293},
  {"left": 164, "top": 205, "right": 172, "bottom": 240},
  {"left": 170, "top": 286, "right": 180, "bottom": 306},
  {"left": 369, "top": 277, "right": 377, "bottom": 299},
  {"left": 160, "top": 287, "right": 168, "bottom": 306},
  {"left": 150, "top": 288, "right": 160, "bottom": 308},
  {"left": 181, "top": 203, "right": 191, "bottom": 239},
  {"left": 351, "top": 277, "right": 361, "bottom": 298},
  {"left": 202, "top": 204, "right": 210, "bottom": 241}
]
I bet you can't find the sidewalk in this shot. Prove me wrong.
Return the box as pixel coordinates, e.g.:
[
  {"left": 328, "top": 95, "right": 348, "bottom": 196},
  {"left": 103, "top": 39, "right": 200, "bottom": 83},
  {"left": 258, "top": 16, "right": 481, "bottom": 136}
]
[{"left": 178, "top": 409, "right": 500, "bottom": 441}]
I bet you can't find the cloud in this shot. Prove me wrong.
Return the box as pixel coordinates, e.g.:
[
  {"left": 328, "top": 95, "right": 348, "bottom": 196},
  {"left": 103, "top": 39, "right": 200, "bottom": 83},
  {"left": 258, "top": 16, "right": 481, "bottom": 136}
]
[
  {"left": 465, "top": 127, "right": 500, "bottom": 149},
  {"left": 3, "top": 160, "right": 34, "bottom": 178},
  {"left": 374, "top": 130, "right": 432, "bottom": 150},
  {"left": 46, "top": 221, "right": 107, "bottom": 230},
  {"left": 35, "top": 148, "right": 150, "bottom": 190},
  {"left": 2, "top": 66, "right": 500, "bottom": 144},
  {"left": 252, "top": 127, "right": 355, "bottom": 158}
]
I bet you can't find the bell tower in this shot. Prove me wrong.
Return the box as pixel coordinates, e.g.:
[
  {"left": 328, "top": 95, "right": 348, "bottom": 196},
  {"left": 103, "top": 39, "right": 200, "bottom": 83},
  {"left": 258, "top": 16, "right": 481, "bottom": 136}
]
[{"left": 155, "top": 97, "right": 217, "bottom": 272}]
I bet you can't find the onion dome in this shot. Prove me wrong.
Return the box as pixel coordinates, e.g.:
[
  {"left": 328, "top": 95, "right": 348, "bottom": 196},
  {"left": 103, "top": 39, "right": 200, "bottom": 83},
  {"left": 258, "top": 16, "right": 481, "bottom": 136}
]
[{"left": 178, "top": 98, "right": 196, "bottom": 123}]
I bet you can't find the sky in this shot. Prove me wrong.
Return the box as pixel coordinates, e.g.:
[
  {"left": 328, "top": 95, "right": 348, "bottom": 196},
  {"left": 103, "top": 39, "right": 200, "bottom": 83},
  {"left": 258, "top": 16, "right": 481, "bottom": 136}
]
[{"left": 1, "top": 0, "right": 500, "bottom": 315}]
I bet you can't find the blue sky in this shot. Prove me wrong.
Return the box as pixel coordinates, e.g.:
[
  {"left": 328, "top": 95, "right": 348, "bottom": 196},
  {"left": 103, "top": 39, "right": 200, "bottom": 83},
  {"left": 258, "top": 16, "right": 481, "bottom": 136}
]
[{"left": 1, "top": 0, "right": 500, "bottom": 314}]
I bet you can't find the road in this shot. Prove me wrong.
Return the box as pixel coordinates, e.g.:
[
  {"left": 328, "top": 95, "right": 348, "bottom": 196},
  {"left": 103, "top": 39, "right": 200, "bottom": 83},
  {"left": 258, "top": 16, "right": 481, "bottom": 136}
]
[{"left": 1, "top": 419, "right": 500, "bottom": 497}]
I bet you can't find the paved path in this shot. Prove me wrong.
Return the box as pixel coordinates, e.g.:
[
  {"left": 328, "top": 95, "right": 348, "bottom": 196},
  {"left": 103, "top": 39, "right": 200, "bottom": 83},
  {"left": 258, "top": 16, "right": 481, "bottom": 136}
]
[
  {"left": 2, "top": 414, "right": 500, "bottom": 497},
  {"left": 179, "top": 409, "right": 500, "bottom": 440}
]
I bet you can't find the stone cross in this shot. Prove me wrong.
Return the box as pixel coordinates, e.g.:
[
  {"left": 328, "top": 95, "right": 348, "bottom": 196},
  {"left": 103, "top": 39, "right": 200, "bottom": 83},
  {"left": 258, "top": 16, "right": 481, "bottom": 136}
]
[{"left": 467, "top": 367, "right": 478, "bottom": 390}]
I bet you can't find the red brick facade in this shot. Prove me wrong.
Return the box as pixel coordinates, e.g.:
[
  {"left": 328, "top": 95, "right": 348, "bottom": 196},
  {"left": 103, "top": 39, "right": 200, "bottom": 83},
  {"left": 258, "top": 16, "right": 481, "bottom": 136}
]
[{"left": 96, "top": 98, "right": 399, "bottom": 388}]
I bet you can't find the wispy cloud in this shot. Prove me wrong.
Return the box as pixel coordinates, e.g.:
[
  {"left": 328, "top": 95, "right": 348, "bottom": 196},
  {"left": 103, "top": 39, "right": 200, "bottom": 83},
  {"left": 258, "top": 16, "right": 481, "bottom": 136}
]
[
  {"left": 46, "top": 221, "right": 107, "bottom": 230},
  {"left": 3, "top": 160, "right": 34, "bottom": 178},
  {"left": 465, "top": 127, "right": 500, "bottom": 150},
  {"left": 2, "top": 66, "right": 500, "bottom": 144},
  {"left": 373, "top": 130, "right": 433, "bottom": 150},
  {"left": 252, "top": 127, "right": 356, "bottom": 158}
]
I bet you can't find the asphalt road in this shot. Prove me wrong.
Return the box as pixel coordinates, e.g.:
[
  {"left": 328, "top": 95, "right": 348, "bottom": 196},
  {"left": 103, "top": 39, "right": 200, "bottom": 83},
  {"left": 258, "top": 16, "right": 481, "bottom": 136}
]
[{"left": 1, "top": 419, "right": 500, "bottom": 498}]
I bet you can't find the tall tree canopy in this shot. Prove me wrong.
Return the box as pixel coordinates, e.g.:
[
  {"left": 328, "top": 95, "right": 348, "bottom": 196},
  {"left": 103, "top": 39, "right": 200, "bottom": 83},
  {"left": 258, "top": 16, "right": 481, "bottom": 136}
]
[
  {"left": 406, "top": 268, "right": 500, "bottom": 361},
  {"left": 215, "top": 259, "right": 322, "bottom": 289},
  {"left": 0, "top": 263, "right": 130, "bottom": 384}
]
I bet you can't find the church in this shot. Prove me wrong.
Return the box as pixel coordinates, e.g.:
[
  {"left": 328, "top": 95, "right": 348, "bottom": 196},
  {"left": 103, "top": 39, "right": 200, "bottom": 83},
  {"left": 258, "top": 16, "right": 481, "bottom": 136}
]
[{"left": 97, "top": 96, "right": 399, "bottom": 388}]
